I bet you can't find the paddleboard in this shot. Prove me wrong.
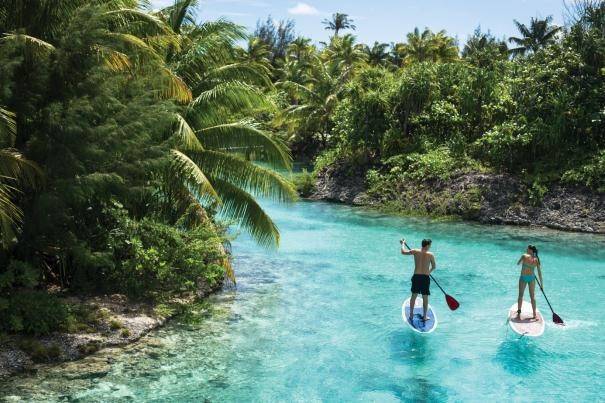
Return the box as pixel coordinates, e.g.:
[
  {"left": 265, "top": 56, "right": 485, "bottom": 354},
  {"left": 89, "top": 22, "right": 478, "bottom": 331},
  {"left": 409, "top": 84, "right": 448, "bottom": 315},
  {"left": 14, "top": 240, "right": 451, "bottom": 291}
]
[
  {"left": 402, "top": 297, "right": 438, "bottom": 333},
  {"left": 507, "top": 300, "right": 545, "bottom": 337}
]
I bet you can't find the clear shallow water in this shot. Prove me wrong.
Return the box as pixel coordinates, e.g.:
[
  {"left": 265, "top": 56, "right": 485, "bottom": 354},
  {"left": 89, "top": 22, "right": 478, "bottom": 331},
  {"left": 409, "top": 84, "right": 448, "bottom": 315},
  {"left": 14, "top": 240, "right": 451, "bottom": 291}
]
[{"left": 2, "top": 201, "right": 605, "bottom": 402}]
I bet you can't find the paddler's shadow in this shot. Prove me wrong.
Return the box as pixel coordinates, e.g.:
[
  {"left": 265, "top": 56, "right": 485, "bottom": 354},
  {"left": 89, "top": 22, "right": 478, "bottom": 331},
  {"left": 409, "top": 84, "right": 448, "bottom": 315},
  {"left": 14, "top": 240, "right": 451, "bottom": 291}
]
[
  {"left": 388, "top": 329, "right": 433, "bottom": 365},
  {"left": 494, "top": 338, "right": 542, "bottom": 376}
]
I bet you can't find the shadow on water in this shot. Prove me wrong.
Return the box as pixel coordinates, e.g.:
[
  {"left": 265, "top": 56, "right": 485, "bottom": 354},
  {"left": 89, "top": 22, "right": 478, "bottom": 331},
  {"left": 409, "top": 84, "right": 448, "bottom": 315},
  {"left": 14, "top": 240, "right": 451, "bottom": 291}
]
[
  {"left": 388, "top": 329, "right": 433, "bottom": 366},
  {"left": 494, "top": 338, "right": 543, "bottom": 376}
]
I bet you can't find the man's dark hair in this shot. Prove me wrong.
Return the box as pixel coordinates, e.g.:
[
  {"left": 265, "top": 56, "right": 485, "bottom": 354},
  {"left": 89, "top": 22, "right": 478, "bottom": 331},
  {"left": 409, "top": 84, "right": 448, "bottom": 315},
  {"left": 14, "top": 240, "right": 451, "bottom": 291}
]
[{"left": 421, "top": 239, "right": 432, "bottom": 247}]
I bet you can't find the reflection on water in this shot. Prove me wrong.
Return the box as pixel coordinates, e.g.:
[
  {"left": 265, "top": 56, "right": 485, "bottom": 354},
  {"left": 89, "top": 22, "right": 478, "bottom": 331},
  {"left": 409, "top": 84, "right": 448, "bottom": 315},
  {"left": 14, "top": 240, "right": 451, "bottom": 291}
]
[
  {"left": 495, "top": 338, "right": 543, "bottom": 376},
  {"left": 1, "top": 201, "right": 604, "bottom": 401}
]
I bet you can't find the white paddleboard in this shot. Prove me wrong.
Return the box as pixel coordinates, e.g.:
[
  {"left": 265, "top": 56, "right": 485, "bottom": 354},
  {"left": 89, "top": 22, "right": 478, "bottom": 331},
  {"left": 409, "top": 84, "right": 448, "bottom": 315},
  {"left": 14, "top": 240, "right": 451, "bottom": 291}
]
[
  {"left": 507, "top": 300, "right": 545, "bottom": 337},
  {"left": 402, "top": 297, "right": 438, "bottom": 333}
]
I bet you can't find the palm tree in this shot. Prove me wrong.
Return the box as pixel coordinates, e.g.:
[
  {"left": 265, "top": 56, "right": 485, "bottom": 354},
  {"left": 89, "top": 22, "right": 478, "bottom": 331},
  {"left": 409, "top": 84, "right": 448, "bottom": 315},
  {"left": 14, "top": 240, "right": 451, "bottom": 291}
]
[
  {"left": 404, "top": 28, "right": 435, "bottom": 63},
  {"left": 156, "top": 0, "right": 297, "bottom": 247},
  {"left": 401, "top": 28, "right": 458, "bottom": 64},
  {"left": 0, "top": 107, "right": 41, "bottom": 248},
  {"left": 462, "top": 29, "right": 508, "bottom": 67},
  {"left": 508, "top": 16, "right": 562, "bottom": 57},
  {"left": 431, "top": 30, "right": 459, "bottom": 62},
  {"left": 278, "top": 58, "right": 346, "bottom": 150},
  {"left": 323, "top": 34, "right": 368, "bottom": 78},
  {"left": 389, "top": 42, "right": 407, "bottom": 67},
  {"left": 322, "top": 13, "right": 356, "bottom": 37},
  {"left": 363, "top": 41, "right": 390, "bottom": 66}
]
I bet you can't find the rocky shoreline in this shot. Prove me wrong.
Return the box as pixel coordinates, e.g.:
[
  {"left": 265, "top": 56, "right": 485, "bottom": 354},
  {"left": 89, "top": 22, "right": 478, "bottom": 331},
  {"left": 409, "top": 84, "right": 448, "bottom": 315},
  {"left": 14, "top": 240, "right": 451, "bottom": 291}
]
[
  {"left": 0, "top": 278, "right": 226, "bottom": 380},
  {"left": 311, "top": 161, "right": 605, "bottom": 234}
]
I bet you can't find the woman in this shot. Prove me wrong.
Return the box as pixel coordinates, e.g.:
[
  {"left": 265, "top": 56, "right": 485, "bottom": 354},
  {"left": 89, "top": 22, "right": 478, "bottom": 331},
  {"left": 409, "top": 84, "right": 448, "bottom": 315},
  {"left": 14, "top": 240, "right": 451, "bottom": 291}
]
[{"left": 517, "top": 245, "right": 543, "bottom": 320}]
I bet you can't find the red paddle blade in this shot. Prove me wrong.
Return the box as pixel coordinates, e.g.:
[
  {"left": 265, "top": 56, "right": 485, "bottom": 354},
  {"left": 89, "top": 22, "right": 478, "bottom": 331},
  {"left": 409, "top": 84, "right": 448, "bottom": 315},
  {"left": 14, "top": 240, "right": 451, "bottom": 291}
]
[
  {"left": 553, "top": 313, "right": 565, "bottom": 325},
  {"left": 445, "top": 294, "right": 460, "bottom": 310}
]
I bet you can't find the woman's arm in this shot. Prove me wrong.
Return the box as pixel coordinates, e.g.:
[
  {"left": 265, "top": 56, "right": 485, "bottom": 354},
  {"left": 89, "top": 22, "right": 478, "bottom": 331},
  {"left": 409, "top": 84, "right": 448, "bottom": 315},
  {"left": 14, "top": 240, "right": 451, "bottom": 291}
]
[{"left": 517, "top": 254, "right": 526, "bottom": 265}]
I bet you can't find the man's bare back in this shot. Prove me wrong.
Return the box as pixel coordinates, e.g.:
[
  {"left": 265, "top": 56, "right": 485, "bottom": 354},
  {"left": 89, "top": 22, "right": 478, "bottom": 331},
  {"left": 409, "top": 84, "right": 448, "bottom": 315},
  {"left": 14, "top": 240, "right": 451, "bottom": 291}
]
[{"left": 412, "top": 250, "right": 435, "bottom": 275}]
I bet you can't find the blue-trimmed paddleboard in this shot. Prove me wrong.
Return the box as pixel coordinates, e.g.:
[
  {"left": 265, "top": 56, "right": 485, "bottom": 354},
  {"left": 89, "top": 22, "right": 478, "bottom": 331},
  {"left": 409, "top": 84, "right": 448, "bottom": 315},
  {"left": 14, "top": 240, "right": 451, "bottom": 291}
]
[{"left": 402, "top": 297, "right": 438, "bottom": 333}]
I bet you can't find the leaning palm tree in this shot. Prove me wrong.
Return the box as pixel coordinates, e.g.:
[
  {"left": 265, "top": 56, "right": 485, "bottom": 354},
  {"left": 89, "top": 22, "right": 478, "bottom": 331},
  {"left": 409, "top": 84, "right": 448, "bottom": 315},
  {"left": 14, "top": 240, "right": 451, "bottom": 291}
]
[
  {"left": 156, "top": 0, "right": 297, "bottom": 247},
  {"left": 322, "top": 13, "right": 356, "bottom": 37},
  {"left": 508, "top": 16, "right": 562, "bottom": 57}
]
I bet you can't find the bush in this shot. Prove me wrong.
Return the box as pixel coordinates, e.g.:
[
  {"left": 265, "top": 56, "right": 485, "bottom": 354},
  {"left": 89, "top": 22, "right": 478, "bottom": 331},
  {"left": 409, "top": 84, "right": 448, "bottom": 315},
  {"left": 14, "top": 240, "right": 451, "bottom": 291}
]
[
  {"left": 109, "top": 318, "right": 123, "bottom": 330},
  {"left": 562, "top": 151, "right": 605, "bottom": 192},
  {"left": 293, "top": 169, "right": 315, "bottom": 197},
  {"left": 106, "top": 214, "right": 227, "bottom": 299},
  {"left": 528, "top": 181, "right": 549, "bottom": 207},
  {"left": 18, "top": 339, "right": 62, "bottom": 363},
  {"left": 394, "top": 147, "right": 482, "bottom": 182},
  {"left": 0, "top": 291, "right": 70, "bottom": 335},
  {"left": 312, "top": 148, "right": 344, "bottom": 175}
]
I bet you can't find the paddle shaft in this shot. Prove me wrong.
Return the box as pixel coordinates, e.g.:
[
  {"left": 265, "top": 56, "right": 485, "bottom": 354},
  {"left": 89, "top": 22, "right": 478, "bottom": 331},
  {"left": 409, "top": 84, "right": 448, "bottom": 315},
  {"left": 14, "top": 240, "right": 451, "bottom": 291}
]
[{"left": 534, "top": 276, "right": 556, "bottom": 316}]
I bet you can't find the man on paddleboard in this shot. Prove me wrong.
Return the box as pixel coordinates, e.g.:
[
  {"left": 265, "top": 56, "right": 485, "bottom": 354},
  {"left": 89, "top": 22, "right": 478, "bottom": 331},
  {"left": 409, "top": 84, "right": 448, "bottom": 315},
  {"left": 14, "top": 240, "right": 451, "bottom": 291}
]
[{"left": 400, "top": 239, "right": 436, "bottom": 322}]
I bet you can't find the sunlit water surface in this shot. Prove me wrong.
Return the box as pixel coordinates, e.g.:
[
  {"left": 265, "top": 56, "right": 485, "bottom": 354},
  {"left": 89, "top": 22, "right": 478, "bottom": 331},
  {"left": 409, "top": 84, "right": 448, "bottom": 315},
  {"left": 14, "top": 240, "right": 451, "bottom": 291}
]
[{"left": 1, "top": 201, "right": 604, "bottom": 402}]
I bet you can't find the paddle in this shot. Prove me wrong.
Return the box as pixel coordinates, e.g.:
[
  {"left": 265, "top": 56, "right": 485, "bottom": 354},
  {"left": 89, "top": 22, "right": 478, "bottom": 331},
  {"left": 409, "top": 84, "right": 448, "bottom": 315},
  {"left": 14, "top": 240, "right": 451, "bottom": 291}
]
[
  {"left": 534, "top": 276, "right": 564, "bottom": 325},
  {"left": 403, "top": 241, "right": 460, "bottom": 311}
]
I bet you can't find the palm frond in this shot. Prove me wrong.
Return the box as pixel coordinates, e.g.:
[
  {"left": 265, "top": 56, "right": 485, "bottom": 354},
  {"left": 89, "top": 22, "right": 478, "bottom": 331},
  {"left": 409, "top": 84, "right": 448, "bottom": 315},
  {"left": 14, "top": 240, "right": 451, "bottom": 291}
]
[
  {"left": 159, "top": 66, "right": 193, "bottom": 102},
  {"left": 0, "top": 183, "right": 21, "bottom": 247},
  {"left": 170, "top": 149, "right": 220, "bottom": 202},
  {"left": 93, "top": 45, "right": 132, "bottom": 72},
  {"left": 189, "top": 81, "right": 270, "bottom": 112},
  {"left": 0, "top": 107, "right": 16, "bottom": 145},
  {"left": 0, "top": 33, "right": 56, "bottom": 53},
  {"left": 210, "top": 177, "right": 280, "bottom": 248},
  {"left": 174, "top": 113, "right": 204, "bottom": 151},
  {"left": 0, "top": 149, "right": 43, "bottom": 188},
  {"left": 189, "top": 150, "right": 297, "bottom": 203},
  {"left": 198, "top": 120, "right": 292, "bottom": 169},
  {"left": 208, "top": 63, "right": 272, "bottom": 88}
]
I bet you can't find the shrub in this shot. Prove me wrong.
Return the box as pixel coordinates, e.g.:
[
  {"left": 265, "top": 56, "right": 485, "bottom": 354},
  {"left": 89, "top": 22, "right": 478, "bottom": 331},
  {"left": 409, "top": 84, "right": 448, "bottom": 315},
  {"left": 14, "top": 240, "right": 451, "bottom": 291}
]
[
  {"left": 312, "top": 148, "right": 344, "bottom": 176},
  {"left": 396, "top": 147, "right": 482, "bottom": 182},
  {"left": 528, "top": 181, "right": 549, "bottom": 207},
  {"left": 106, "top": 215, "right": 227, "bottom": 299},
  {"left": 18, "top": 339, "right": 62, "bottom": 363},
  {"left": 0, "top": 291, "right": 70, "bottom": 335},
  {"left": 120, "top": 328, "right": 131, "bottom": 338},
  {"left": 293, "top": 169, "right": 315, "bottom": 197},
  {"left": 562, "top": 151, "right": 605, "bottom": 192},
  {"left": 109, "top": 318, "right": 123, "bottom": 330}
]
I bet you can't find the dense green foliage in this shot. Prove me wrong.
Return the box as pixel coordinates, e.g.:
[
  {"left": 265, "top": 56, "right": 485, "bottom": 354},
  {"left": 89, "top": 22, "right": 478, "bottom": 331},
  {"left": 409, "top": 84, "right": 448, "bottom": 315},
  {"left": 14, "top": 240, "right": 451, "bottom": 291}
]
[
  {"left": 0, "top": 0, "right": 296, "bottom": 335},
  {"left": 261, "top": 2, "right": 604, "bottom": 193}
]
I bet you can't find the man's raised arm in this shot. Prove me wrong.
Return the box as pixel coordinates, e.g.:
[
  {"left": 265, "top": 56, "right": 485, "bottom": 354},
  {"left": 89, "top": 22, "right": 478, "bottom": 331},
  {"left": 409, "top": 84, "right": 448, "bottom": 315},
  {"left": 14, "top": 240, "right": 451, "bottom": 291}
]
[{"left": 400, "top": 239, "right": 415, "bottom": 255}]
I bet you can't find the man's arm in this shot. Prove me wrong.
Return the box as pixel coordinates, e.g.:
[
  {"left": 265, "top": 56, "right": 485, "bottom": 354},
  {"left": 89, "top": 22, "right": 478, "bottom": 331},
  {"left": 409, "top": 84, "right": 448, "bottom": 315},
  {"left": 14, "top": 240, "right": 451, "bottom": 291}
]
[
  {"left": 400, "top": 239, "right": 415, "bottom": 255},
  {"left": 429, "top": 253, "right": 436, "bottom": 273}
]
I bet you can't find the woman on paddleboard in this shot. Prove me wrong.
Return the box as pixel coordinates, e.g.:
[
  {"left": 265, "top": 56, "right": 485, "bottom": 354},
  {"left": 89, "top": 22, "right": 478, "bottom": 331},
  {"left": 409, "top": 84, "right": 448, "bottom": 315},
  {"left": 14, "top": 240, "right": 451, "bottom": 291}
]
[{"left": 516, "top": 245, "right": 543, "bottom": 320}]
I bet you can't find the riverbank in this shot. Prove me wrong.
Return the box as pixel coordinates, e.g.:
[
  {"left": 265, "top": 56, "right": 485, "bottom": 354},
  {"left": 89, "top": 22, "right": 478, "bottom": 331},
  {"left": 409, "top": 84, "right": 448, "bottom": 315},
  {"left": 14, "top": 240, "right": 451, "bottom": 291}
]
[
  {"left": 310, "top": 160, "right": 605, "bottom": 233},
  {"left": 0, "top": 278, "right": 225, "bottom": 379}
]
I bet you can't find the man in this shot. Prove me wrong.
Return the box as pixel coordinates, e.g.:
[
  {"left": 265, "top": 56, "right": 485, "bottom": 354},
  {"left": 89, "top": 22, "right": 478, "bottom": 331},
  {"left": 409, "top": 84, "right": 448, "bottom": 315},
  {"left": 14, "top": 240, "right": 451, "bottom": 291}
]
[{"left": 400, "top": 238, "right": 436, "bottom": 322}]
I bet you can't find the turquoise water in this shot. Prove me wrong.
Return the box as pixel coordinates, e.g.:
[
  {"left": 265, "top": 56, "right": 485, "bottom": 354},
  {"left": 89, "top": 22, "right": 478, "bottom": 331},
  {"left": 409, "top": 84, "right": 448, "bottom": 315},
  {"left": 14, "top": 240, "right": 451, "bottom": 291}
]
[{"left": 2, "top": 201, "right": 605, "bottom": 402}]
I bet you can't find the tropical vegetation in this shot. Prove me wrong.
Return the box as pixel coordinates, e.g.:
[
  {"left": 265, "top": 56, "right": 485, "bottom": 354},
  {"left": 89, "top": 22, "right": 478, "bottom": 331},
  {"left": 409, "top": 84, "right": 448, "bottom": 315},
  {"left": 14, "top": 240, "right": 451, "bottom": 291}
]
[
  {"left": 0, "top": 0, "right": 603, "bottom": 338},
  {"left": 0, "top": 0, "right": 295, "bottom": 335}
]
